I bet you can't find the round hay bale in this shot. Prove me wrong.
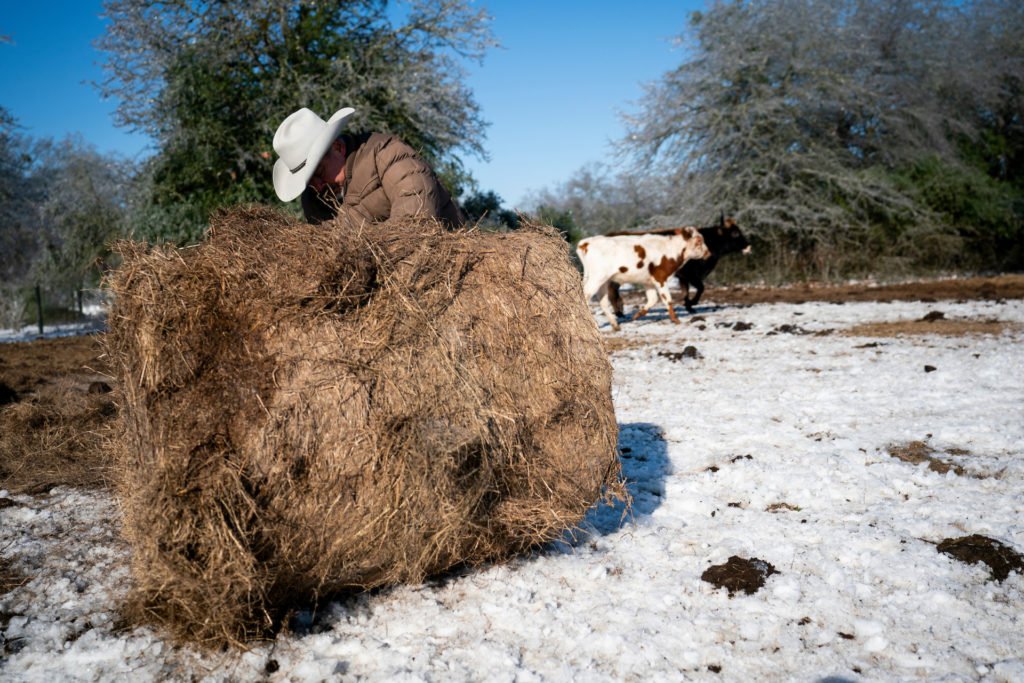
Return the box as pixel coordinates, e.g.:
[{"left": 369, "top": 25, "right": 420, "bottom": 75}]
[{"left": 105, "top": 206, "right": 623, "bottom": 645}]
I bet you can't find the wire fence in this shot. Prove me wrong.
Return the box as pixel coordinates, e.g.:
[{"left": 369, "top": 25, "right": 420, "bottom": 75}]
[{"left": 0, "top": 282, "right": 108, "bottom": 337}]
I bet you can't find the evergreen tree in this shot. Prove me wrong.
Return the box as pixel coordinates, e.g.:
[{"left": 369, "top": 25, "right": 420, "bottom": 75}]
[
  {"left": 461, "top": 189, "right": 519, "bottom": 230},
  {"left": 98, "top": 0, "right": 495, "bottom": 243}
]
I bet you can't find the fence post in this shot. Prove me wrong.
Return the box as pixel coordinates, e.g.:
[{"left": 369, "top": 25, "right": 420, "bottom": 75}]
[{"left": 35, "top": 284, "right": 44, "bottom": 335}]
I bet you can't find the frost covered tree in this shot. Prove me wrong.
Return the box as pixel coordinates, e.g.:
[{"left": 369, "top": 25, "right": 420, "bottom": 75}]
[
  {"left": 27, "top": 137, "right": 132, "bottom": 291},
  {"left": 97, "top": 0, "right": 496, "bottom": 243},
  {"left": 0, "top": 106, "right": 44, "bottom": 285},
  {"left": 525, "top": 163, "right": 677, "bottom": 238},
  {"left": 622, "top": 0, "right": 1024, "bottom": 277}
]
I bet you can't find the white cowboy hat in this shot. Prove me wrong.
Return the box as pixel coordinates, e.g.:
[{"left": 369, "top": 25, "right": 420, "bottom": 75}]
[{"left": 272, "top": 106, "right": 356, "bottom": 201}]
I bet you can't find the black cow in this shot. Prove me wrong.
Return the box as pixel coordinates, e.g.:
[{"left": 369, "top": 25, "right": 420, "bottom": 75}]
[{"left": 606, "top": 216, "right": 750, "bottom": 316}]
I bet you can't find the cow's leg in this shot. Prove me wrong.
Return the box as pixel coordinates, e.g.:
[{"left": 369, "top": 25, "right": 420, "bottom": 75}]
[
  {"left": 608, "top": 281, "right": 625, "bottom": 317},
  {"left": 629, "top": 286, "right": 660, "bottom": 322},
  {"left": 687, "top": 278, "right": 705, "bottom": 313},
  {"left": 582, "top": 272, "right": 599, "bottom": 306},
  {"left": 656, "top": 282, "right": 680, "bottom": 324},
  {"left": 595, "top": 281, "right": 621, "bottom": 331}
]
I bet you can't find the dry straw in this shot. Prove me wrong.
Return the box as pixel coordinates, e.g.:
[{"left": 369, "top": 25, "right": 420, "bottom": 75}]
[{"left": 105, "top": 206, "right": 624, "bottom": 646}]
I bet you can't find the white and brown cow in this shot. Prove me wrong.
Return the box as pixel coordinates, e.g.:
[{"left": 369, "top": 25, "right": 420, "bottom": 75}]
[{"left": 576, "top": 228, "right": 711, "bottom": 331}]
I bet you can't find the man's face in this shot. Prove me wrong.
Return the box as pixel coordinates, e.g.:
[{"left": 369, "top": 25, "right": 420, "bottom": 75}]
[{"left": 309, "top": 139, "right": 347, "bottom": 193}]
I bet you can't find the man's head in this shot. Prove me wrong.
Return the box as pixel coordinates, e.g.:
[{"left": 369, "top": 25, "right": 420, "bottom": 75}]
[
  {"left": 272, "top": 107, "right": 355, "bottom": 201},
  {"left": 309, "top": 139, "right": 347, "bottom": 195}
]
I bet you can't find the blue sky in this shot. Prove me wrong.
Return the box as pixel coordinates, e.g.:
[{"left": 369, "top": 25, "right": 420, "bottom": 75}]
[{"left": 0, "top": 1, "right": 702, "bottom": 209}]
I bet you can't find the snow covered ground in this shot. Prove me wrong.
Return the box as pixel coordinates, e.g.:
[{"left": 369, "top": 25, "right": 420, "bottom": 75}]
[
  {"left": 0, "top": 318, "right": 106, "bottom": 344},
  {"left": 2, "top": 296, "right": 1023, "bottom": 682}
]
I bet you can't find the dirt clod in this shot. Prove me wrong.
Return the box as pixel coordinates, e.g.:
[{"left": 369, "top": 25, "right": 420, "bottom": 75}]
[
  {"left": 937, "top": 535, "right": 1024, "bottom": 581},
  {"left": 701, "top": 556, "right": 779, "bottom": 596},
  {"left": 0, "top": 382, "right": 18, "bottom": 406},
  {"left": 658, "top": 346, "right": 702, "bottom": 362}
]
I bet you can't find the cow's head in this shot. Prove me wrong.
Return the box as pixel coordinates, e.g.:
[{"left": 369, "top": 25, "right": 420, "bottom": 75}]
[
  {"left": 717, "top": 214, "right": 752, "bottom": 255},
  {"left": 682, "top": 229, "right": 711, "bottom": 261}
]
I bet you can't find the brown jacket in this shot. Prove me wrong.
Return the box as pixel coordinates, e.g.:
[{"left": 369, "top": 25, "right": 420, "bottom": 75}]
[{"left": 301, "top": 132, "right": 464, "bottom": 229}]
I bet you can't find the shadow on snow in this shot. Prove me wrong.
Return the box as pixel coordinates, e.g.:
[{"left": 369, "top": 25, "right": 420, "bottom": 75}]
[{"left": 582, "top": 422, "right": 671, "bottom": 536}]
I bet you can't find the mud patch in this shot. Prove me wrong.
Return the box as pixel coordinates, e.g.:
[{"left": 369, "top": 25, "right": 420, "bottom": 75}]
[
  {"left": 725, "top": 321, "right": 754, "bottom": 331},
  {"left": 701, "top": 556, "right": 779, "bottom": 596},
  {"left": 601, "top": 336, "right": 651, "bottom": 353},
  {"left": 767, "top": 323, "right": 834, "bottom": 336},
  {"left": 845, "top": 318, "right": 1018, "bottom": 338},
  {"left": 765, "top": 502, "right": 802, "bottom": 513},
  {"left": 886, "top": 440, "right": 983, "bottom": 477},
  {"left": 658, "top": 346, "right": 702, "bottom": 362},
  {"left": 937, "top": 535, "right": 1024, "bottom": 581}
]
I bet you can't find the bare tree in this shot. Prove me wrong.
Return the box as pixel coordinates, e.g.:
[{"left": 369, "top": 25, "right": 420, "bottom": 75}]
[
  {"left": 620, "top": 0, "right": 1019, "bottom": 277},
  {"left": 0, "top": 106, "right": 42, "bottom": 284},
  {"left": 525, "top": 162, "right": 677, "bottom": 237},
  {"left": 27, "top": 136, "right": 132, "bottom": 290}
]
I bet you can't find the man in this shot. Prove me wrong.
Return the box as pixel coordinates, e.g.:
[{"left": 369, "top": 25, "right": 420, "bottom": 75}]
[{"left": 272, "top": 106, "right": 464, "bottom": 228}]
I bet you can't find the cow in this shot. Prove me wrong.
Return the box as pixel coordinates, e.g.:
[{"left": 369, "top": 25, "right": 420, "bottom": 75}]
[
  {"left": 576, "top": 227, "right": 711, "bottom": 331},
  {"left": 606, "top": 216, "right": 750, "bottom": 316}
]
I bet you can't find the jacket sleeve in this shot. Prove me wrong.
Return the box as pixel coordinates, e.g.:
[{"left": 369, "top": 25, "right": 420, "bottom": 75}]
[{"left": 376, "top": 138, "right": 462, "bottom": 226}]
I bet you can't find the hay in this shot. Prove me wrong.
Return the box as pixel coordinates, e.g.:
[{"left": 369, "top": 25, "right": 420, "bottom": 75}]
[{"left": 105, "top": 206, "right": 622, "bottom": 646}]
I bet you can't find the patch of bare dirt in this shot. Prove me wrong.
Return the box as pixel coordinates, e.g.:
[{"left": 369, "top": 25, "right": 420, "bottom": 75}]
[
  {"left": 600, "top": 336, "right": 650, "bottom": 353},
  {"left": 2, "top": 274, "right": 1018, "bottom": 495},
  {"left": 615, "top": 275, "right": 1022, "bottom": 338},
  {"left": 937, "top": 535, "right": 1024, "bottom": 581},
  {"left": 704, "top": 274, "right": 1024, "bottom": 306},
  {"left": 0, "top": 334, "right": 115, "bottom": 494},
  {"left": 845, "top": 318, "right": 1017, "bottom": 337},
  {"left": 765, "top": 502, "right": 802, "bottom": 513},
  {"left": 617, "top": 274, "right": 1024, "bottom": 310},
  {"left": 886, "top": 440, "right": 992, "bottom": 478},
  {"left": 888, "top": 441, "right": 966, "bottom": 475},
  {"left": 701, "top": 556, "right": 779, "bottom": 596},
  {"left": 658, "top": 346, "right": 702, "bottom": 361}
]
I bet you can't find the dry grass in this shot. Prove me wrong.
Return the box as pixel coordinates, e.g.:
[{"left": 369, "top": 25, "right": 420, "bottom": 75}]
[
  {"left": 105, "top": 206, "right": 624, "bottom": 647},
  {"left": 0, "top": 555, "right": 28, "bottom": 598},
  {"left": 0, "top": 339, "right": 115, "bottom": 494}
]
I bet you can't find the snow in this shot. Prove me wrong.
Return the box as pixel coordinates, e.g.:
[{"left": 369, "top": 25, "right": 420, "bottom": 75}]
[
  {"left": 2, "top": 297, "right": 1023, "bottom": 681},
  {"left": 0, "top": 319, "right": 106, "bottom": 344}
]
